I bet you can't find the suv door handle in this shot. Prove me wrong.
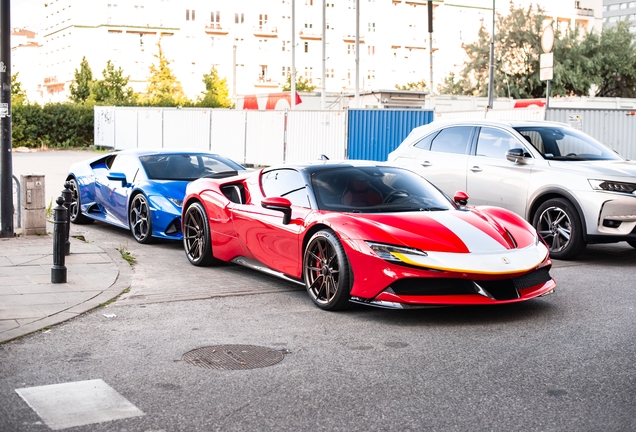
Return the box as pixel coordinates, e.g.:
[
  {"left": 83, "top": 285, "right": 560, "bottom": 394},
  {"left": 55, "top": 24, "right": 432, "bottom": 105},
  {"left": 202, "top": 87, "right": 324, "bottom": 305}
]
[
  {"left": 470, "top": 166, "right": 483, "bottom": 172},
  {"left": 421, "top": 161, "right": 432, "bottom": 167}
]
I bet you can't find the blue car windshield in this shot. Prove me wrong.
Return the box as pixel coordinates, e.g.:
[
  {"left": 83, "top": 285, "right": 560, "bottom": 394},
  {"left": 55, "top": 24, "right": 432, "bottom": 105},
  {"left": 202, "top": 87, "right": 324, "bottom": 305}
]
[
  {"left": 139, "top": 154, "right": 243, "bottom": 180},
  {"left": 311, "top": 166, "right": 454, "bottom": 213},
  {"left": 513, "top": 126, "right": 623, "bottom": 161}
]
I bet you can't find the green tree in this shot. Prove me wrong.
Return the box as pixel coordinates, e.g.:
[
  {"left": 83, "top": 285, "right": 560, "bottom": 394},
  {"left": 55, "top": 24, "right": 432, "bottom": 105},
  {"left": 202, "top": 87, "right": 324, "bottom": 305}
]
[
  {"left": 69, "top": 56, "right": 94, "bottom": 103},
  {"left": 281, "top": 72, "right": 316, "bottom": 92},
  {"left": 395, "top": 80, "right": 428, "bottom": 91},
  {"left": 592, "top": 20, "right": 636, "bottom": 97},
  {"left": 11, "top": 72, "right": 28, "bottom": 106},
  {"left": 142, "top": 41, "right": 189, "bottom": 106},
  {"left": 93, "top": 60, "right": 137, "bottom": 105},
  {"left": 197, "top": 66, "right": 233, "bottom": 108}
]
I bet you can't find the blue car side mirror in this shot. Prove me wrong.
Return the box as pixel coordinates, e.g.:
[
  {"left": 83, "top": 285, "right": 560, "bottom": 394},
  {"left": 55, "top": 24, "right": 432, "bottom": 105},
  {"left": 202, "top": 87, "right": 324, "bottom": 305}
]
[{"left": 107, "top": 172, "right": 128, "bottom": 187}]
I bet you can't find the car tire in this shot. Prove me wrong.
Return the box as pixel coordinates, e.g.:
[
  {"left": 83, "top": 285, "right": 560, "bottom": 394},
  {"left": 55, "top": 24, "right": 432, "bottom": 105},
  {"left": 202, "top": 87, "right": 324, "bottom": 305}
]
[
  {"left": 129, "top": 193, "right": 154, "bottom": 244},
  {"left": 533, "top": 198, "right": 586, "bottom": 260},
  {"left": 627, "top": 241, "right": 636, "bottom": 249},
  {"left": 67, "top": 178, "right": 93, "bottom": 224},
  {"left": 303, "top": 229, "right": 351, "bottom": 311},
  {"left": 182, "top": 201, "right": 219, "bottom": 266}
]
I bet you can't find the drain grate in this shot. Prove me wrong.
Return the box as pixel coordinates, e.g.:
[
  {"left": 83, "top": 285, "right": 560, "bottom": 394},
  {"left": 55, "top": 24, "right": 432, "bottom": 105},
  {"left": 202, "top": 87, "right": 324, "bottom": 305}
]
[{"left": 179, "top": 345, "right": 285, "bottom": 370}]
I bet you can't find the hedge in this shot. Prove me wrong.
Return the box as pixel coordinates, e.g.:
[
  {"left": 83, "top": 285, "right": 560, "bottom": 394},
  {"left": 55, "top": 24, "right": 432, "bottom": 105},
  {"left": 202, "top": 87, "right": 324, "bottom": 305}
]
[{"left": 12, "top": 103, "right": 93, "bottom": 148}]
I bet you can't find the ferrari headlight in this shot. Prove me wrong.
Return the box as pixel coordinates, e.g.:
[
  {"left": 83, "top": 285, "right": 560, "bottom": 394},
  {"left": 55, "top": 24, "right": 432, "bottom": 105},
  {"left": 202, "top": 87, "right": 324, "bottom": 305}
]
[
  {"left": 589, "top": 179, "right": 636, "bottom": 194},
  {"left": 365, "top": 242, "right": 427, "bottom": 262},
  {"left": 167, "top": 197, "right": 183, "bottom": 207}
]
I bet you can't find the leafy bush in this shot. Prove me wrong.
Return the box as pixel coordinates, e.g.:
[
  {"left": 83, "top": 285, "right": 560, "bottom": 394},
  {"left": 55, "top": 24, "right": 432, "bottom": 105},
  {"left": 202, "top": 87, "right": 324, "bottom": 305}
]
[{"left": 12, "top": 103, "right": 93, "bottom": 148}]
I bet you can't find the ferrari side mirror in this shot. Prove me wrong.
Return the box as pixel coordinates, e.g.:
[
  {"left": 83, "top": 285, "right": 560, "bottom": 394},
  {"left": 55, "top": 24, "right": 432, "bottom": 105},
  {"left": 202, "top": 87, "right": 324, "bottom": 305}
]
[
  {"left": 262, "top": 197, "right": 292, "bottom": 225},
  {"left": 107, "top": 172, "right": 128, "bottom": 187},
  {"left": 453, "top": 191, "right": 469, "bottom": 206}
]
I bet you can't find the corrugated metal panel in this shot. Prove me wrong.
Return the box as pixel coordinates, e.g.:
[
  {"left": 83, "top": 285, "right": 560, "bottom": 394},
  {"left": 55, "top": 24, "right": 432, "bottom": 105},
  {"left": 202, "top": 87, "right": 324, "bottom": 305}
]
[
  {"left": 210, "top": 110, "right": 248, "bottom": 164},
  {"left": 286, "top": 111, "right": 347, "bottom": 163},
  {"left": 485, "top": 108, "right": 545, "bottom": 121},
  {"left": 546, "top": 108, "right": 636, "bottom": 160},
  {"left": 163, "top": 108, "right": 211, "bottom": 150},
  {"left": 434, "top": 110, "right": 487, "bottom": 121},
  {"left": 245, "top": 111, "right": 285, "bottom": 166},
  {"left": 348, "top": 109, "right": 434, "bottom": 161},
  {"left": 94, "top": 106, "right": 115, "bottom": 148},
  {"left": 137, "top": 108, "right": 163, "bottom": 149},
  {"left": 114, "top": 108, "right": 138, "bottom": 150}
]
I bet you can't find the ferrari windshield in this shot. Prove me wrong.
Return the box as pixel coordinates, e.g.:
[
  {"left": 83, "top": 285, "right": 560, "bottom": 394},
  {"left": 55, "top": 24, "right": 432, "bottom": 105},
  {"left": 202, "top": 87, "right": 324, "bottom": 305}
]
[
  {"left": 513, "top": 126, "right": 623, "bottom": 161},
  {"left": 311, "top": 166, "right": 454, "bottom": 213},
  {"left": 139, "top": 153, "right": 243, "bottom": 180}
]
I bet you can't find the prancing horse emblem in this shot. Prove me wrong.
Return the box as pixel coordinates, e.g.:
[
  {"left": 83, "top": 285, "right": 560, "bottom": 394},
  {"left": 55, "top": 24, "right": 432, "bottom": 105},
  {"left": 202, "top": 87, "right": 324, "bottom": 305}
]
[{"left": 502, "top": 257, "right": 510, "bottom": 264}]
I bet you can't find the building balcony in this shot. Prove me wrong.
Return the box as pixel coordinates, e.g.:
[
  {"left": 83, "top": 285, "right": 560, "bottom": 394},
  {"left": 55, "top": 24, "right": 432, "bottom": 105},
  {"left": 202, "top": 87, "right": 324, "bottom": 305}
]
[
  {"left": 43, "top": 76, "right": 59, "bottom": 85},
  {"left": 255, "top": 75, "right": 279, "bottom": 88},
  {"left": 253, "top": 25, "right": 278, "bottom": 37},
  {"left": 299, "top": 30, "right": 322, "bottom": 40},
  {"left": 576, "top": 8, "right": 594, "bottom": 17},
  {"left": 404, "top": 39, "right": 427, "bottom": 49},
  {"left": 343, "top": 35, "right": 365, "bottom": 43},
  {"left": 205, "top": 23, "right": 229, "bottom": 35}
]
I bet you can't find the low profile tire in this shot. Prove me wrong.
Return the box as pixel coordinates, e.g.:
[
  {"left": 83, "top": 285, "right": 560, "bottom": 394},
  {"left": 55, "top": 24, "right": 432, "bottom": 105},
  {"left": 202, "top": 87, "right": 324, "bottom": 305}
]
[
  {"left": 627, "top": 241, "right": 636, "bottom": 249},
  {"left": 303, "top": 229, "right": 352, "bottom": 311},
  {"left": 129, "top": 193, "right": 154, "bottom": 244},
  {"left": 67, "top": 178, "right": 93, "bottom": 224},
  {"left": 533, "top": 198, "right": 586, "bottom": 260},
  {"left": 183, "top": 201, "right": 218, "bottom": 266}
]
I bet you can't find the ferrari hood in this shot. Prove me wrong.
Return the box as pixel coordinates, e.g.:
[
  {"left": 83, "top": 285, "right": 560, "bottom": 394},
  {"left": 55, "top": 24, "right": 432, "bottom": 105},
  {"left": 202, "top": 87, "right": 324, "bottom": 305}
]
[{"left": 345, "top": 210, "right": 531, "bottom": 254}]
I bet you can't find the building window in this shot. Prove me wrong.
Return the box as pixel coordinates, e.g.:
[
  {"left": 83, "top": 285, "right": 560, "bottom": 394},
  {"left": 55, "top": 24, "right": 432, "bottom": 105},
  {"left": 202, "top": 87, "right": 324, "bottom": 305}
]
[
  {"left": 259, "top": 14, "right": 268, "bottom": 26},
  {"left": 304, "top": 66, "right": 313, "bottom": 83},
  {"left": 327, "top": 68, "right": 335, "bottom": 78},
  {"left": 282, "top": 66, "right": 290, "bottom": 77},
  {"left": 347, "top": 44, "right": 355, "bottom": 55},
  {"left": 305, "top": 0, "right": 313, "bottom": 5},
  {"left": 367, "top": 45, "right": 375, "bottom": 55},
  {"left": 304, "top": 41, "right": 309, "bottom": 52},
  {"left": 211, "top": 11, "right": 220, "bottom": 25},
  {"left": 282, "top": 40, "right": 290, "bottom": 51},
  {"left": 235, "top": 12, "right": 244, "bottom": 23},
  {"left": 368, "top": 22, "right": 376, "bottom": 32}
]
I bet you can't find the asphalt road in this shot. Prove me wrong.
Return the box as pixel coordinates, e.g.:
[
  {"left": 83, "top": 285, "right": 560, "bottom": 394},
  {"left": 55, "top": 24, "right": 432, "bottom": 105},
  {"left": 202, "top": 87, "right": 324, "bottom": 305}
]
[{"left": 2, "top": 150, "right": 636, "bottom": 431}]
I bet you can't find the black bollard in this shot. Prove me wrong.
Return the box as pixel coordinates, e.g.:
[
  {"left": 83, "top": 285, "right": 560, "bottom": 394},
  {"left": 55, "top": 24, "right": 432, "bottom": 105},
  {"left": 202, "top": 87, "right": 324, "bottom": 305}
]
[
  {"left": 51, "top": 196, "right": 67, "bottom": 283},
  {"left": 61, "top": 181, "right": 72, "bottom": 256}
]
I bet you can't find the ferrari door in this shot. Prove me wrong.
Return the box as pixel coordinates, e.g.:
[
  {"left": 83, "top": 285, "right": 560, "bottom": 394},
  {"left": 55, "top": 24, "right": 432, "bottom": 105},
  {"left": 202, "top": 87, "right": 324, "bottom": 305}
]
[
  {"left": 466, "top": 127, "right": 534, "bottom": 216},
  {"left": 232, "top": 169, "right": 310, "bottom": 278}
]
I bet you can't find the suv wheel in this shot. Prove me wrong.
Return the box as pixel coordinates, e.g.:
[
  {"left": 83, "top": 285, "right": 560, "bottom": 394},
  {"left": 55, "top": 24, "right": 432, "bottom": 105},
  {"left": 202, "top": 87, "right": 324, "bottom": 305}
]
[{"left": 533, "top": 198, "right": 586, "bottom": 260}]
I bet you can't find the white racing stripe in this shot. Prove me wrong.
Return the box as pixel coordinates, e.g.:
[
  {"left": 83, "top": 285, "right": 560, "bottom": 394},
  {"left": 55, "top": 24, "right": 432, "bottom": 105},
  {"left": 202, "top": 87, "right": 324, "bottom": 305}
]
[{"left": 425, "top": 212, "right": 507, "bottom": 253}]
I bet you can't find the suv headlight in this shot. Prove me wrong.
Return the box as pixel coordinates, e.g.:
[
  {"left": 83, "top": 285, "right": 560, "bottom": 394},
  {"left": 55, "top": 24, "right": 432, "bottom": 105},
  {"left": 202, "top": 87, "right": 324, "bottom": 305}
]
[
  {"left": 588, "top": 179, "right": 636, "bottom": 194},
  {"left": 365, "top": 242, "right": 427, "bottom": 262}
]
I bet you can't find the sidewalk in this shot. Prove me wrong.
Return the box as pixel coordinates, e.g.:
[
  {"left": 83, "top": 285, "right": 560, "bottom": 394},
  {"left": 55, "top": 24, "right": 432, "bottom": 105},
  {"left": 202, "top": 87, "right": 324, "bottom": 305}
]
[{"left": 0, "top": 234, "right": 132, "bottom": 343}]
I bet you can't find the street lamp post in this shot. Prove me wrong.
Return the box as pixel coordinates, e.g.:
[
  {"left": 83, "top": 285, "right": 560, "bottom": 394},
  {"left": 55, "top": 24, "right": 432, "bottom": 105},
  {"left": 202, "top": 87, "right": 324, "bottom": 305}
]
[{"left": 0, "top": 0, "right": 13, "bottom": 238}]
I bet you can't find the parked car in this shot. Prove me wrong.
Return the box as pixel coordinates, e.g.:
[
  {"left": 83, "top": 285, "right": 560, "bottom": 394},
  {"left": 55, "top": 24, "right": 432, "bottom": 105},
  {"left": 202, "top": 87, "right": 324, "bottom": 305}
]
[
  {"left": 387, "top": 120, "right": 636, "bottom": 259},
  {"left": 66, "top": 149, "right": 245, "bottom": 243},
  {"left": 181, "top": 161, "right": 555, "bottom": 311}
]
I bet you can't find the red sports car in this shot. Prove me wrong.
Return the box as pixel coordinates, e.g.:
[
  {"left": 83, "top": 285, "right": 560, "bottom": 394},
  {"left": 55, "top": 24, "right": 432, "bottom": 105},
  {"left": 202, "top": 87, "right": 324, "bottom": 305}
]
[{"left": 181, "top": 162, "right": 555, "bottom": 310}]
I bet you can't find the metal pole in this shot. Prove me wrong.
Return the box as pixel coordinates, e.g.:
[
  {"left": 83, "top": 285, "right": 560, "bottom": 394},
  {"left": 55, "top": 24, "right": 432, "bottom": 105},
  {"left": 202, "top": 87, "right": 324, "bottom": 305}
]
[
  {"left": 321, "top": 0, "right": 326, "bottom": 110},
  {"left": 354, "top": 0, "right": 360, "bottom": 108},
  {"left": 0, "top": 0, "right": 13, "bottom": 238},
  {"left": 232, "top": 43, "right": 237, "bottom": 100},
  {"left": 291, "top": 0, "right": 296, "bottom": 110},
  {"left": 428, "top": 1, "right": 434, "bottom": 96},
  {"left": 487, "top": 0, "right": 495, "bottom": 109},
  {"left": 546, "top": 79, "right": 551, "bottom": 109},
  {"left": 62, "top": 182, "right": 72, "bottom": 256},
  {"left": 51, "top": 197, "right": 67, "bottom": 284}
]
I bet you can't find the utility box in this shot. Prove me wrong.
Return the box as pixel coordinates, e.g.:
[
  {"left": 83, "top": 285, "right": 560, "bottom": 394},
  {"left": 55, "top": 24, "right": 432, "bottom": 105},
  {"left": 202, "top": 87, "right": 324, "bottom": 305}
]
[{"left": 21, "top": 174, "right": 47, "bottom": 236}]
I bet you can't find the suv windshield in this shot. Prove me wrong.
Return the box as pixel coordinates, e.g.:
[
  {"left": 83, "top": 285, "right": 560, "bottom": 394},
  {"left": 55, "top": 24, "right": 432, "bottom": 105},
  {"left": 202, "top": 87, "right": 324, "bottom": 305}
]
[
  {"left": 139, "top": 153, "right": 243, "bottom": 180},
  {"left": 311, "top": 166, "right": 454, "bottom": 213},
  {"left": 513, "top": 126, "right": 623, "bottom": 161}
]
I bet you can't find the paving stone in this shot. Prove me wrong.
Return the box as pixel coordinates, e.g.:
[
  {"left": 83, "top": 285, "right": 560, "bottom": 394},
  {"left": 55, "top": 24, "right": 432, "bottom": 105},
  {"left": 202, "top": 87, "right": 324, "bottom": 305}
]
[{"left": 0, "top": 306, "right": 46, "bottom": 320}]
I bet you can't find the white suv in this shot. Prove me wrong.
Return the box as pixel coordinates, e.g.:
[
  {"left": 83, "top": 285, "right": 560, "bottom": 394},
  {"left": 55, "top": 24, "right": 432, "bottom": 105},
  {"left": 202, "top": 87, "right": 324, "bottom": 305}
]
[{"left": 387, "top": 120, "right": 636, "bottom": 259}]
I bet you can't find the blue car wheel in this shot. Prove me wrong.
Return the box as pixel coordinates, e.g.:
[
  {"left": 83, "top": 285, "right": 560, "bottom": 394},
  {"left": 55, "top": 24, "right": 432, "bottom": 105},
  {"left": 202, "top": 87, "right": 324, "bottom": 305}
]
[{"left": 129, "top": 193, "right": 153, "bottom": 244}]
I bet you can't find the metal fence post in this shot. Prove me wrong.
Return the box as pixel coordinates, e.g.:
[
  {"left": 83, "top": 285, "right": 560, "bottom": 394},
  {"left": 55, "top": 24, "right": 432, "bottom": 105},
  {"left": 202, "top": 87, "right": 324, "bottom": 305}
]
[
  {"left": 51, "top": 196, "right": 67, "bottom": 283},
  {"left": 61, "top": 181, "right": 72, "bottom": 255}
]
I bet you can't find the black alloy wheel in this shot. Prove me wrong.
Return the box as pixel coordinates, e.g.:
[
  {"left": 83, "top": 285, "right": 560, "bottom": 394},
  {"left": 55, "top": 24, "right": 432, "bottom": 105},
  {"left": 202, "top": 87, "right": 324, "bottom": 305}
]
[
  {"left": 183, "top": 201, "right": 217, "bottom": 266},
  {"left": 533, "top": 198, "right": 586, "bottom": 260},
  {"left": 303, "top": 230, "right": 351, "bottom": 311},
  {"left": 129, "top": 193, "right": 153, "bottom": 244},
  {"left": 67, "top": 178, "right": 93, "bottom": 224}
]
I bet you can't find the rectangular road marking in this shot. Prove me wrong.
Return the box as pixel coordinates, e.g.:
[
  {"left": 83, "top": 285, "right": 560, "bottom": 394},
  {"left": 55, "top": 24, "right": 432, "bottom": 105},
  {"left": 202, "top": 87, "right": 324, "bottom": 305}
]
[{"left": 15, "top": 379, "right": 144, "bottom": 430}]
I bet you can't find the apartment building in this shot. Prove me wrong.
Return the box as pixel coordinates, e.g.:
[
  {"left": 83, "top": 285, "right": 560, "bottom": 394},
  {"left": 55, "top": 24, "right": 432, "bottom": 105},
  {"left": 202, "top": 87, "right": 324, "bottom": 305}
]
[
  {"left": 13, "top": 0, "right": 602, "bottom": 105},
  {"left": 603, "top": 0, "right": 636, "bottom": 30}
]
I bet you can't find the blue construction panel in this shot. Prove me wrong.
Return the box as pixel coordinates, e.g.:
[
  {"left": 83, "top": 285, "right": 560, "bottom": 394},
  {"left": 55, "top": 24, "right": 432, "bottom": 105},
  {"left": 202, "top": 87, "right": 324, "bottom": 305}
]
[{"left": 347, "top": 109, "right": 434, "bottom": 161}]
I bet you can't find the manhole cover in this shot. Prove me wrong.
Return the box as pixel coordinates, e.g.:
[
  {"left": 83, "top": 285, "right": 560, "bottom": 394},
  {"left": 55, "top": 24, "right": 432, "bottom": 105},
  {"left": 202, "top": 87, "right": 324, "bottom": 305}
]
[{"left": 179, "top": 345, "right": 285, "bottom": 370}]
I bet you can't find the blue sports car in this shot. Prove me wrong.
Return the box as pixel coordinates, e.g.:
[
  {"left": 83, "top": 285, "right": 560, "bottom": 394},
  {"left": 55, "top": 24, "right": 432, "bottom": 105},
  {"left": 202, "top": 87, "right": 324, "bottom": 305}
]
[{"left": 66, "top": 149, "right": 244, "bottom": 243}]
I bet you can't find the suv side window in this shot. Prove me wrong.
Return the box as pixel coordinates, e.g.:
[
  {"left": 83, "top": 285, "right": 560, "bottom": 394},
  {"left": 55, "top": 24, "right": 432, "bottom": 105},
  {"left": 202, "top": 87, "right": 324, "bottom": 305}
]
[
  {"left": 430, "top": 126, "right": 473, "bottom": 154},
  {"left": 261, "top": 169, "right": 310, "bottom": 208},
  {"left": 413, "top": 130, "right": 440, "bottom": 150},
  {"left": 476, "top": 127, "right": 522, "bottom": 159}
]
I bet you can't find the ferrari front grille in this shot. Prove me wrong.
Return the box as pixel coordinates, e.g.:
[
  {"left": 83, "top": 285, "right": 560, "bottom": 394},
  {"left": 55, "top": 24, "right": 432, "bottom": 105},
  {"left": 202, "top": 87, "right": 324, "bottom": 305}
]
[{"left": 387, "top": 267, "right": 552, "bottom": 301}]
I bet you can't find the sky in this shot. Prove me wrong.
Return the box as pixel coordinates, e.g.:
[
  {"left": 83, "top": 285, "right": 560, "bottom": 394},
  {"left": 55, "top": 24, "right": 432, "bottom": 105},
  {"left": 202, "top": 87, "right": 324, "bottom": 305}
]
[{"left": 11, "top": 0, "right": 42, "bottom": 30}]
